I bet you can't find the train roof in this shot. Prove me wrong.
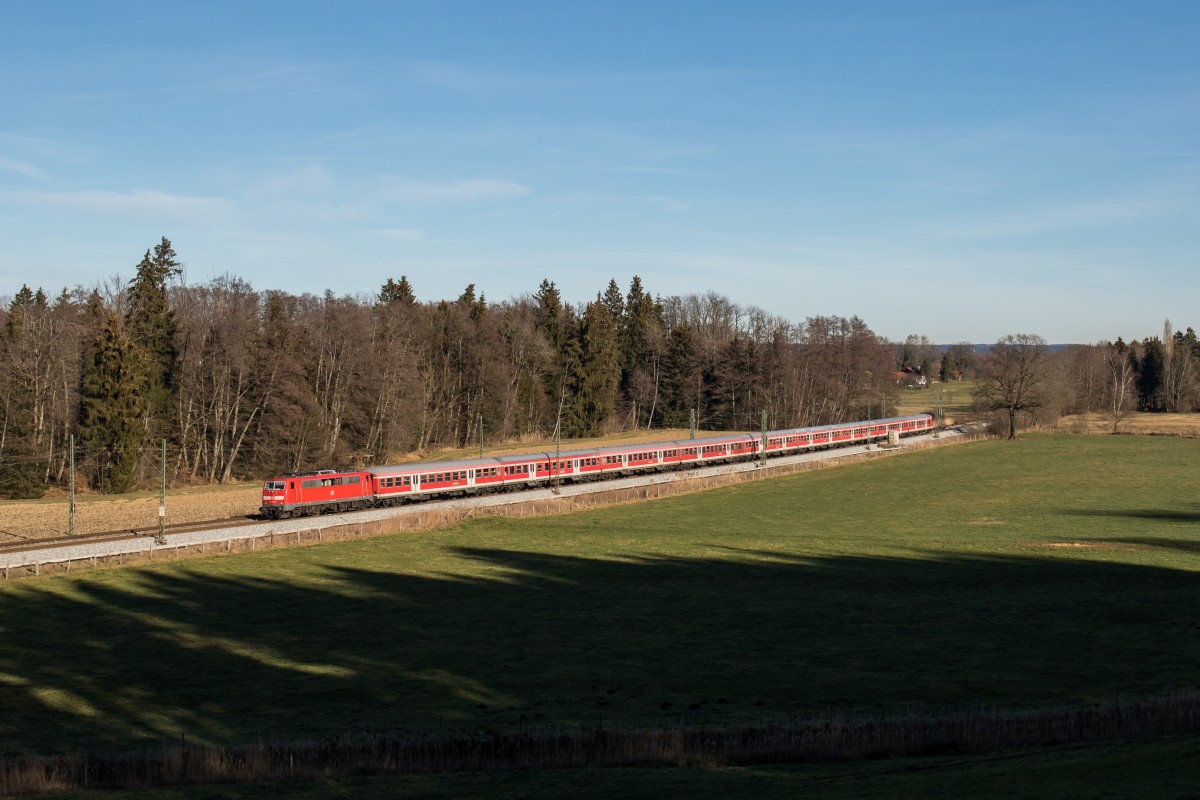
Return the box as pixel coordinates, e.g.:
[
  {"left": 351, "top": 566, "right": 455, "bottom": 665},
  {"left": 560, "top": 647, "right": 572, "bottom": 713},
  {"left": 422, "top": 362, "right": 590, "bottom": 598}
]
[
  {"left": 345, "top": 414, "right": 934, "bottom": 478},
  {"left": 367, "top": 457, "right": 501, "bottom": 475},
  {"left": 769, "top": 414, "right": 930, "bottom": 436}
]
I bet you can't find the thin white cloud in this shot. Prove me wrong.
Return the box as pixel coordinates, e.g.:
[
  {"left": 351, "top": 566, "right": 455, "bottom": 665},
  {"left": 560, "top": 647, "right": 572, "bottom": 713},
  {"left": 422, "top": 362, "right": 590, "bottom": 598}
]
[
  {"left": 64, "top": 63, "right": 339, "bottom": 104},
  {"left": 0, "top": 156, "right": 44, "bottom": 180},
  {"left": 936, "top": 196, "right": 1187, "bottom": 240},
  {"left": 643, "top": 195, "right": 689, "bottom": 212},
  {"left": 612, "top": 165, "right": 704, "bottom": 176},
  {"left": 366, "top": 227, "right": 424, "bottom": 240},
  {"left": 851, "top": 179, "right": 996, "bottom": 195},
  {"left": 7, "top": 189, "right": 231, "bottom": 218},
  {"left": 374, "top": 177, "right": 530, "bottom": 204},
  {"left": 408, "top": 61, "right": 539, "bottom": 96}
]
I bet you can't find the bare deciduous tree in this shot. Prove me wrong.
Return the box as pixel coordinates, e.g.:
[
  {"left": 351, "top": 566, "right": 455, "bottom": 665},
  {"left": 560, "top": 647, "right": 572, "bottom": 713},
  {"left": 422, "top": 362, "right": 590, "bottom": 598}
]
[
  {"left": 1104, "top": 341, "right": 1136, "bottom": 434},
  {"left": 975, "top": 334, "right": 1052, "bottom": 439}
]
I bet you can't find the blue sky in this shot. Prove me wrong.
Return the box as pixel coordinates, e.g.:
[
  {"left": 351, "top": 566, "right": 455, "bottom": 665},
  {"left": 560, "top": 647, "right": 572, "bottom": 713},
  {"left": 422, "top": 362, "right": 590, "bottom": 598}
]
[{"left": 1, "top": 1, "right": 1197, "bottom": 343}]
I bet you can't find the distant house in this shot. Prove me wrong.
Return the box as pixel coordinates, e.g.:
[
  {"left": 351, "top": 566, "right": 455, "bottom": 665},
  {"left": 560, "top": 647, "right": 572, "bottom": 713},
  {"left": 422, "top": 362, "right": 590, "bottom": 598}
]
[{"left": 897, "top": 366, "right": 927, "bottom": 389}]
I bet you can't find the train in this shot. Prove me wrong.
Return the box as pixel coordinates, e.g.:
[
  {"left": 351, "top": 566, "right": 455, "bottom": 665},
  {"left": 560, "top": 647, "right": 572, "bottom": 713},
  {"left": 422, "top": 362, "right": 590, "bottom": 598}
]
[{"left": 258, "top": 414, "right": 936, "bottom": 519}]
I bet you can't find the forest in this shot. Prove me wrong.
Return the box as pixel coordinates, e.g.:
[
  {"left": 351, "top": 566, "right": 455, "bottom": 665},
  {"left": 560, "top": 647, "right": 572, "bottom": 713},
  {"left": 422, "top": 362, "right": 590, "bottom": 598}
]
[{"left": 1, "top": 238, "right": 1197, "bottom": 498}]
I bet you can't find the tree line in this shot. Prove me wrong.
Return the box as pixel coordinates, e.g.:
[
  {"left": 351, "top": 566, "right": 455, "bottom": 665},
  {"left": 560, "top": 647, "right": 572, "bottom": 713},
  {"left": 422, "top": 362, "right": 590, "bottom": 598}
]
[
  {"left": 900, "top": 326, "right": 1200, "bottom": 439},
  {"left": 0, "top": 238, "right": 904, "bottom": 498},
  {"left": 4, "top": 240, "right": 1196, "bottom": 498}
]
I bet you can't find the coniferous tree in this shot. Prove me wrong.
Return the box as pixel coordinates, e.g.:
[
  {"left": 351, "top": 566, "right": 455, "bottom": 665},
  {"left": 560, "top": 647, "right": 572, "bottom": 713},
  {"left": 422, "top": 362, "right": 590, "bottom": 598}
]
[
  {"left": 620, "top": 276, "right": 664, "bottom": 427},
  {"left": 1137, "top": 338, "right": 1165, "bottom": 411},
  {"left": 576, "top": 298, "right": 620, "bottom": 434},
  {"left": 379, "top": 276, "right": 416, "bottom": 305},
  {"left": 659, "top": 326, "right": 702, "bottom": 428},
  {"left": 0, "top": 287, "right": 48, "bottom": 498},
  {"left": 939, "top": 350, "right": 957, "bottom": 382},
  {"left": 78, "top": 310, "right": 146, "bottom": 492},
  {"left": 125, "top": 237, "right": 181, "bottom": 439},
  {"left": 602, "top": 279, "right": 625, "bottom": 323},
  {"left": 534, "top": 279, "right": 564, "bottom": 349}
]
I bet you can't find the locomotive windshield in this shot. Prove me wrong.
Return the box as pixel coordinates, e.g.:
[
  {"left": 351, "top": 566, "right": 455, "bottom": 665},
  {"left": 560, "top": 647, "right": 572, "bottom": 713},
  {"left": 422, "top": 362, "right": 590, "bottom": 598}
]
[{"left": 264, "top": 481, "right": 285, "bottom": 491}]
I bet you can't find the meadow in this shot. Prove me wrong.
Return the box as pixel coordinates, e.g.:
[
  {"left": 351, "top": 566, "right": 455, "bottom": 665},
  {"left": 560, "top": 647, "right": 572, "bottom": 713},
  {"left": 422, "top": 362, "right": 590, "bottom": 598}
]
[
  {"left": 892, "top": 378, "right": 978, "bottom": 421},
  {"left": 2, "top": 434, "right": 1198, "bottom": 793}
]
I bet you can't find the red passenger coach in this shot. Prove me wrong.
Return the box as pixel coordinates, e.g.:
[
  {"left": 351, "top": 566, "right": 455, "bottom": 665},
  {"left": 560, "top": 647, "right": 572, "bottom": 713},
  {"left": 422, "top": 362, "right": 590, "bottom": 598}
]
[
  {"left": 259, "top": 469, "right": 373, "bottom": 519},
  {"left": 258, "top": 414, "right": 937, "bottom": 519}
]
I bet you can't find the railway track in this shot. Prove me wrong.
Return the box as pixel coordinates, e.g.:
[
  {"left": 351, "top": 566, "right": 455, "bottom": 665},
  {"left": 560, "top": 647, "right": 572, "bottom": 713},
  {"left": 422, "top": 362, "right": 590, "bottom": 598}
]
[
  {"left": 0, "top": 426, "right": 976, "bottom": 576},
  {"left": 0, "top": 516, "right": 260, "bottom": 553}
]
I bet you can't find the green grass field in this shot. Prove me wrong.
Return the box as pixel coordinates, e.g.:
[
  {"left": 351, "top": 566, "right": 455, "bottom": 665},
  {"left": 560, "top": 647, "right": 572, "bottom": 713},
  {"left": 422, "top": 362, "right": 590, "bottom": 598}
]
[
  {"left": 893, "top": 378, "right": 979, "bottom": 420},
  {"left": 3, "top": 434, "right": 1199, "bottom": 793}
]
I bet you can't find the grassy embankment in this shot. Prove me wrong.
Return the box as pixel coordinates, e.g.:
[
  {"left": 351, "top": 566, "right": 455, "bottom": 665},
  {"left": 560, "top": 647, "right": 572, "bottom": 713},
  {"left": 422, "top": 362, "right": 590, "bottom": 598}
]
[{"left": 2, "top": 434, "right": 1198, "bottom": 795}]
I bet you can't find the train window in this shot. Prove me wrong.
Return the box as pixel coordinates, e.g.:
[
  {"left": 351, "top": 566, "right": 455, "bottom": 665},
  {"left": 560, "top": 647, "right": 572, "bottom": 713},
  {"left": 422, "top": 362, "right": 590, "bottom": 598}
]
[{"left": 302, "top": 479, "right": 320, "bottom": 489}]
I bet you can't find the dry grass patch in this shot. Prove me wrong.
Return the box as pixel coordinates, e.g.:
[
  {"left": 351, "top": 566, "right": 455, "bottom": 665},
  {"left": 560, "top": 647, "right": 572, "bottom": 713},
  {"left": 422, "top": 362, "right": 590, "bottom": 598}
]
[{"left": 1056, "top": 412, "right": 1200, "bottom": 437}]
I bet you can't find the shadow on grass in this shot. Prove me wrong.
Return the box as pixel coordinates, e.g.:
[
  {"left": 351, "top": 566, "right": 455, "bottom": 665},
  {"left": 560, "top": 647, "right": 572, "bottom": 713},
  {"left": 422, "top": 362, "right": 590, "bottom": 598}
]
[
  {"left": 1065, "top": 507, "right": 1200, "bottom": 524},
  {"left": 1, "top": 543, "right": 1197, "bottom": 756}
]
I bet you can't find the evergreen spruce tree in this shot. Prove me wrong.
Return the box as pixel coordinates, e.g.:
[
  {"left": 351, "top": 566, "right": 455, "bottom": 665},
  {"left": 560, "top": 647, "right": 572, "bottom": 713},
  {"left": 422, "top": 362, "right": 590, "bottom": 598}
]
[
  {"left": 533, "top": 279, "right": 585, "bottom": 434},
  {"left": 125, "top": 237, "right": 181, "bottom": 439},
  {"left": 939, "top": 351, "right": 957, "bottom": 382},
  {"left": 619, "top": 276, "right": 664, "bottom": 426},
  {"left": 602, "top": 279, "right": 625, "bottom": 322},
  {"left": 0, "top": 286, "right": 48, "bottom": 498},
  {"left": 379, "top": 276, "right": 416, "bottom": 305},
  {"left": 78, "top": 311, "right": 146, "bottom": 493},
  {"left": 660, "top": 326, "right": 702, "bottom": 427},
  {"left": 576, "top": 298, "right": 620, "bottom": 434},
  {"left": 1137, "top": 338, "right": 1165, "bottom": 411},
  {"left": 534, "top": 279, "right": 564, "bottom": 349}
]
